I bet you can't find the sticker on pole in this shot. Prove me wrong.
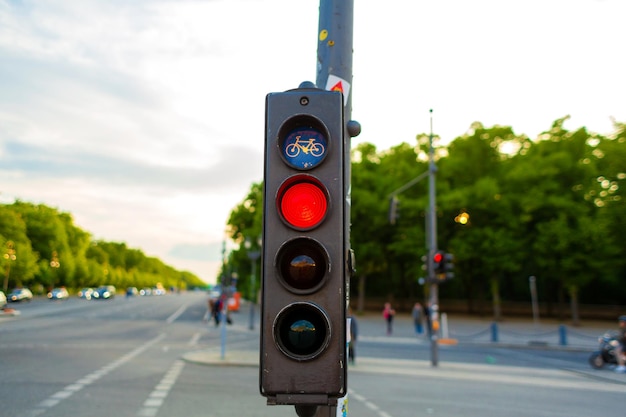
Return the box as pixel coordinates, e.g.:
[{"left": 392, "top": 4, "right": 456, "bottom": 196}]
[{"left": 325, "top": 74, "right": 350, "bottom": 106}]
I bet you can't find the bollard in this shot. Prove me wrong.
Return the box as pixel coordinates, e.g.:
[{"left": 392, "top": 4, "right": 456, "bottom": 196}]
[
  {"left": 491, "top": 322, "right": 499, "bottom": 343},
  {"left": 558, "top": 325, "right": 567, "bottom": 346},
  {"left": 441, "top": 313, "right": 449, "bottom": 339}
]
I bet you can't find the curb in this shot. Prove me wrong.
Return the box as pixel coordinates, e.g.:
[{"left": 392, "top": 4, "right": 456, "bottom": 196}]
[{"left": 182, "top": 350, "right": 258, "bottom": 368}]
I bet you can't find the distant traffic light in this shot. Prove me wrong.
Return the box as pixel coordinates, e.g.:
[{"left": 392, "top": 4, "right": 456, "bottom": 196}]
[
  {"left": 388, "top": 196, "right": 400, "bottom": 224},
  {"left": 260, "top": 87, "right": 347, "bottom": 406},
  {"left": 443, "top": 252, "right": 455, "bottom": 280},
  {"left": 433, "top": 251, "right": 444, "bottom": 274}
]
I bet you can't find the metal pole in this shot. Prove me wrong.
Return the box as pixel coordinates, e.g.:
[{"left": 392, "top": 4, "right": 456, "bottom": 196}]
[
  {"left": 313, "top": 1, "right": 354, "bottom": 415},
  {"left": 220, "top": 240, "right": 227, "bottom": 360},
  {"left": 529, "top": 275, "right": 539, "bottom": 328},
  {"left": 248, "top": 253, "right": 259, "bottom": 330},
  {"left": 427, "top": 109, "right": 439, "bottom": 367}
]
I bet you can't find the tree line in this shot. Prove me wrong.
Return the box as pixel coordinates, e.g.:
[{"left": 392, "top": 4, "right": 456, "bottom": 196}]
[
  {"left": 0, "top": 201, "right": 205, "bottom": 293},
  {"left": 225, "top": 116, "right": 625, "bottom": 322}
]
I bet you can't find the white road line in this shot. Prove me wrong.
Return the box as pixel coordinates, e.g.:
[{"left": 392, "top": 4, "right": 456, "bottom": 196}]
[
  {"left": 165, "top": 305, "right": 188, "bottom": 323},
  {"left": 188, "top": 332, "right": 201, "bottom": 346},
  {"left": 348, "top": 388, "right": 395, "bottom": 417},
  {"left": 137, "top": 360, "right": 185, "bottom": 416},
  {"left": 26, "top": 333, "right": 165, "bottom": 416}
]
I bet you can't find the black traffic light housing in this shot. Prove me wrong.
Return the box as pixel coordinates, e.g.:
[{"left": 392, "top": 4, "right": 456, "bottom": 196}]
[
  {"left": 443, "top": 252, "right": 455, "bottom": 280},
  {"left": 260, "top": 87, "right": 347, "bottom": 406},
  {"left": 433, "top": 251, "right": 454, "bottom": 281},
  {"left": 433, "top": 251, "right": 444, "bottom": 275},
  {"left": 388, "top": 196, "right": 400, "bottom": 225}
]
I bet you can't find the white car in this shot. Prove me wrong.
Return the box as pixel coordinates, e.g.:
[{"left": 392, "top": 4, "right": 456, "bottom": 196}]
[{"left": 0, "top": 290, "right": 7, "bottom": 308}]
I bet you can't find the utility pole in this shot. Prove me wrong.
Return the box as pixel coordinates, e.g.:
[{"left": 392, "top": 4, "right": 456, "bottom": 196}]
[{"left": 427, "top": 110, "right": 439, "bottom": 366}]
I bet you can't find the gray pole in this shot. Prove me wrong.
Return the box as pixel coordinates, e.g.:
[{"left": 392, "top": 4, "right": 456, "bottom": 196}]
[
  {"left": 529, "top": 276, "right": 540, "bottom": 328},
  {"left": 316, "top": 0, "right": 354, "bottom": 120},
  {"left": 309, "top": 1, "right": 356, "bottom": 416},
  {"left": 427, "top": 110, "right": 439, "bottom": 366},
  {"left": 247, "top": 250, "right": 260, "bottom": 330}
]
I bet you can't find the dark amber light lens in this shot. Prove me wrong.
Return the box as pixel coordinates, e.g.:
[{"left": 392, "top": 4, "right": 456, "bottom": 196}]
[
  {"left": 274, "top": 302, "right": 330, "bottom": 360},
  {"left": 276, "top": 238, "right": 328, "bottom": 293}
]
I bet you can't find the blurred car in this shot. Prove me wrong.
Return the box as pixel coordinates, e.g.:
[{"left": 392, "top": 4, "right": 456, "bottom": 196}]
[
  {"left": 0, "top": 290, "right": 6, "bottom": 308},
  {"left": 139, "top": 287, "right": 152, "bottom": 296},
  {"left": 78, "top": 287, "right": 94, "bottom": 300},
  {"left": 92, "top": 285, "right": 116, "bottom": 300},
  {"left": 8, "top": 288, "right": 33, "bottom": 302},
  {"left": 126, "top": 287, "right": 138, "bottom": 297},
  {"left": 47, "top": 287, "right": 69, "bottom": 300},
  {"left": 152, "top": 287, "right": 166, "bottom": 296}
]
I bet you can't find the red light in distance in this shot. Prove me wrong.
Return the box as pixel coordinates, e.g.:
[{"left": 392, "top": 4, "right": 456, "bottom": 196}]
[{"left": 433, "top": 252, "right": 443, "bottom": 263}]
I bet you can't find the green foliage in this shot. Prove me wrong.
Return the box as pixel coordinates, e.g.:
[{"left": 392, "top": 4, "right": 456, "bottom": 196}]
[
  {"left": 0, "top": 201, "right": 205, "bottom": 292},
  {"left": 225, "top": 117, "right": 626, "bottom": 314}
]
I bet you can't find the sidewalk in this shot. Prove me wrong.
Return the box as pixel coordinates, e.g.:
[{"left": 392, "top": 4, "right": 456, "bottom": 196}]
[{"left": 181, "top": 309, "right": 626, "bottom": 384}]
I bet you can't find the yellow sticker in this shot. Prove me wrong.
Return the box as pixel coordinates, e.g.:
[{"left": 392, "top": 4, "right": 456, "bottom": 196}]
[{"left": 319, "top": 29, "right": 328, "bottom": 41}]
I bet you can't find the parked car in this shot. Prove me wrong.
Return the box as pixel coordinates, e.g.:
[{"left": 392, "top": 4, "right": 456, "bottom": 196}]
[
  {"left": 126, "top": 287, "right": 138, "bottom": 297},
  {"left": 92, "top": 285, "right": 116, "bottom": 300},
  {"left": 47, "top": 287, "right": 69, "bottom": 300},
  {"left": 8, "top": 288, "right": 33, "bottom": 302},
  {"left": 78, "top": 287, "right": 94, "bottom": 300},
  {"left": 0, "top": 290, "right": 6, "bottom": 308}
]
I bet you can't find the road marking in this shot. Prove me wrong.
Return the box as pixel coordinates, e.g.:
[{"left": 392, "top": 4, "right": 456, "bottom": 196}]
[
  {"left": 166, "top": 305, "right": 187, "bottom": 323},
  {"left": 137, "top": 360, "right": 185, "bottom": 416},
  {"left": 188, "top": 332, "right": 201, "bottom": 346},
  {"left": 348, "top": 388, "right": 394, "bottom": 417},
  {"left": 24, "top": 333, "right": 165, "bottom": 417},
  {"left": 350, "top": 357, "right": 626, "bottom": 393}
]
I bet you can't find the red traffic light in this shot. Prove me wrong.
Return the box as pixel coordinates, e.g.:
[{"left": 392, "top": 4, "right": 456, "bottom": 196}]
[
  {"left": 277, "top": 176, "right": 328, "bottom": 230},
  {"left": 433, "top": 252, "right": 443, "bottom": 263}
]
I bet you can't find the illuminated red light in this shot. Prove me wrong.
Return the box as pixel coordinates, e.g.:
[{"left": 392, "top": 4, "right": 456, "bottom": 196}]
[
  {"left": 279, "top": 180, "right": 328, "bottom": 229},
  {"left": 433, "top": 253, "right": 443, "bottom": 263}
]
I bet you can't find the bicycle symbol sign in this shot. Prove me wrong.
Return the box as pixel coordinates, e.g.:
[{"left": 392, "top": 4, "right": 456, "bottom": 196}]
[{"left": 281, "top": 127, "right": 328, "bottom": 169}]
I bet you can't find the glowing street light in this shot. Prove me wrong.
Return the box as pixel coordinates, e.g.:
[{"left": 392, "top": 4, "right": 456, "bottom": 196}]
[
  {"left": 3, "top": 241, "right": 17, "bottom": 292},
  {"left": 455, "top": 211, "right": 470, "bottom": 225}
]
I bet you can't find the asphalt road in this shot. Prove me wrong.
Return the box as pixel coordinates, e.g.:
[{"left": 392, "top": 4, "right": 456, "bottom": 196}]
[{"left": 1, "top": 292, "right": 624, "bottom": 417}]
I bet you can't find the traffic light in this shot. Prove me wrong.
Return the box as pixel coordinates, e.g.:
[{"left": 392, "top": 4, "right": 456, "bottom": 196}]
[
  {"left": 443, "top": 252, "right": 455, "bottom": 280},
  {"left": 260, "top": 87, "right": 347, "bottom": 406},
  {"left": 388, "top": 196, "right": 400, "bottom": 224},
  {"left": 433, "top": 251, "right": 444, "bottom": 274}
]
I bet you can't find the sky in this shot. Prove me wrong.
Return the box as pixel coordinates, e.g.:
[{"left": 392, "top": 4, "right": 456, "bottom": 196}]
[{"left": 1, "top": 0, "right": 624, "bottom": 284}]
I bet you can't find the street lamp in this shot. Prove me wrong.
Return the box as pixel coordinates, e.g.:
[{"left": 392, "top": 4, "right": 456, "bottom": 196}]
[
  {"left": 455, "top": 211, "right": 470, "bottom": 225},
  {"left": 3, "top": 241, "right": 17, "bottom": 292},
  {"left": 50, "top": 250, "right": 60, "bottom": 288},
  {"left": 244, "top": 236, "right": 261, "bottom": 330}
]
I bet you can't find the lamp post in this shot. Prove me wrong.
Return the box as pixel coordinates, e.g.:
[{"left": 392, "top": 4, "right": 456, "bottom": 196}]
[
  {"left": 3, "top": 241, "right": 17, "bottom": 292},
  {"left": 244, "top": 236, "right": 261, "bottom": 330},
  {"left": 50, "top": 250, "right": 60, "bottom": 288}
]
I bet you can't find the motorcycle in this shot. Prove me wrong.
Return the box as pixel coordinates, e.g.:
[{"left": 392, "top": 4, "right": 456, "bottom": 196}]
[{"left": 588, "top": 331, "right": 625, "bottom": 369}]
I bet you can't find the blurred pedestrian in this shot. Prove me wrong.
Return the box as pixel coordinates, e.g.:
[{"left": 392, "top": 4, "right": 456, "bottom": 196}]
[
  {"left": 423, "top": 302, "right": 432, "bottom": 337},
  {"left": 412, "top": 302, "right": 423, "bottom": 335},
  {"left": 348, "top": 308, "right": 358, "bottom": 364},
  {"left": 212, "top": 296, "right": 222, "bottom": 327},
  {"left": 382, "top": 302, "right": 396, "bottom": 335}
]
